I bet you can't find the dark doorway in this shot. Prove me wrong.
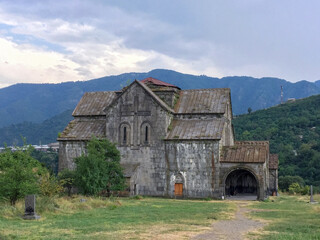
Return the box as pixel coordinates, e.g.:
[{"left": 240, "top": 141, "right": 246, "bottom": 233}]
[{"left": 225, "top": 169, "right": 258, "bottom": 200}]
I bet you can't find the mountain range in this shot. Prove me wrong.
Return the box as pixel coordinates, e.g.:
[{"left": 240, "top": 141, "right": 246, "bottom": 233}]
[{"left": 0, "top": 69, "right": 319, "bottom": 129}]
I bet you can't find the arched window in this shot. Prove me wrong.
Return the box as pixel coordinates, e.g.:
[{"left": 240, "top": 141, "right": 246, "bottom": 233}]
[
  {"left": 145, "top": 126, "right": 148, "bottom": 143},
  {"left": 140, "top": 122, "right": 151, "bottom": 145},
  {"left": 123, "top": 126, "right": 127, "bottom": 144},
  {"left": 119, "top": 123, "right": 131, "bottom": 146}
]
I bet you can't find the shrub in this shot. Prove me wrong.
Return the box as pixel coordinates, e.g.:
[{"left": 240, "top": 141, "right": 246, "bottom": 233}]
[
  {"left": 74, "top": 137, "right": 125, "bottom": 195},
  {"left": 279, "top": 175, "right": 305, "bottom": 192},
  {"left": 288, "top": 183, "right": 302, "bottom": 195},
  {"left": 39, "top": 173, "right": 64, "bottom": 197},
  {"left": 58, "top": 169, "right": 76, "bottom": 196},
  {"left": 300, "top": 185, "right": 310, "bottom": 195}
]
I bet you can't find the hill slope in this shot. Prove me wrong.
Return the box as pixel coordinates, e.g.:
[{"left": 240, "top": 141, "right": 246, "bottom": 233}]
[
  {"left": 233, "top": 94, "right": 320, "bottom": 186},
  {"left": 0, "top": 69, "right": 319, "bottom": 127},
  {"left": 0, "top": 109, "right": 73, "bottom": 146}
]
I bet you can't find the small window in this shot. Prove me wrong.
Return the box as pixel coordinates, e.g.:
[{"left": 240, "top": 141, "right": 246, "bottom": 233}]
[
  {"left": 145, "top": 126, "right": 148, "bottom": 143},
  {"left": 119, "top": 123, "right": 131, "bottom": 146},
  {"left": 140, "top": 122, "right": 151, "bottom": 145},
  {"left": 123, "top": 126, "right": 127, "bottom": 144}
]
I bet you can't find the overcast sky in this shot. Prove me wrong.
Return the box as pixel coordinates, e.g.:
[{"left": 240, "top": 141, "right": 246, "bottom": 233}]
[{"left": 0, "top": 0, "right": 319, "bottom": 89}]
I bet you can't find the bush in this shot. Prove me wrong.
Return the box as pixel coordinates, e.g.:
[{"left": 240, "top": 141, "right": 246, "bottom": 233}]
[
  {"left": 288, "top": 183, "right": 302, "bottom": 195},
  {"left": 74, "top": 137, "right": 125, "bottom": 195},
  {"left": 279, "top": 175, "right": 305, "bottom": 192},
  {"left": 300, "top": 185, "right": 310, "bottom": 195},
  {"left": 39, "top": 173, "right": 64, "bottom": 197},
  {"left": 58, "top": 169, "right": 76, "bottom": 196}
]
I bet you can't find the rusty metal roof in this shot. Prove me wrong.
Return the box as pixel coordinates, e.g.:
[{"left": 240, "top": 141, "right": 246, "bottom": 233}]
[
  {"left": 58, "top": 119, "right": 105, "bottom": 140},
  {"left": 73, "top": 91, "right": 117, "bottom": 116},
  {"left": 221, "top": 141, "right": 269, "bottom": 163},
  {"left": 140, "top": 77, "right": 180, "bottom": 89},
  {"left": 166, "top": 118, "right": 225, "bottom": 140},
  {"left": 174, "top": 88, "right": 230, "bottom": 114},
  {"left": 269, "top": 154, "right": 279, "bottom": 169}
]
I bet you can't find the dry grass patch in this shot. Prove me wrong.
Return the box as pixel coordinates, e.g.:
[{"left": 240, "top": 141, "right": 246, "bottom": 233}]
[{"left": 0, "top": 196, "right": 233, "bottom": 240}]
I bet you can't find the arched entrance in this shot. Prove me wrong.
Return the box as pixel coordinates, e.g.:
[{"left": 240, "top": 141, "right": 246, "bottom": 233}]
[{"left": 225, "top": 169, "right": 258, "bottom": 200}]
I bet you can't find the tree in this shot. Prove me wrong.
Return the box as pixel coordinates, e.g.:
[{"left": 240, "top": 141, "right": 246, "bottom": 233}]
[
  {"left": 0, "top": 147, "right": 47, "bottom": 205},
  {"left": 74, "top": 137, "right": 125, "bottom": 195}
]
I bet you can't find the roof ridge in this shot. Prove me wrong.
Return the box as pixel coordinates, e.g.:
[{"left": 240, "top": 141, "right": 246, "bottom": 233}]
[
  {"left": 85, "top": 91, "right": 116, "bottom": 94},
  {"left": 181, "top": 88, "right": 230, "bottom": 92}
]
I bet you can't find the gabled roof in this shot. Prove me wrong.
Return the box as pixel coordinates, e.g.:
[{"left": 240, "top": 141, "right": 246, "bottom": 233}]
[
  {"left": 140, "top": 77, "right": 180, "bottom": 89},
  {"left": 73, "top": 91, "right": 117, "bottom": 116},
  {"left": 269, "top": 154, "right": 279, "bottom": 169},
  {"left": 166, "top": 118, "right": 225, "bottom": 140},
  {"left": 174, "top": 88, "right": 230, "bottom": 114},
  {"left": 104, "top": 80, "right": 174, "bottom": 114},
  {"left": 58, "top": 119, "right": 105, "bottom": 140},
  {"left": 221, "top": 141, "right": 269, "bottom": 163}
]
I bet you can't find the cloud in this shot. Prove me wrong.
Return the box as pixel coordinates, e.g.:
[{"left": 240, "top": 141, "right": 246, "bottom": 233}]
[
  {"left": 0, "top": 0, "right": 320, "bottom": 88},
  {"left": 0, "top": 37, "right": 81, "bottom": 87}
]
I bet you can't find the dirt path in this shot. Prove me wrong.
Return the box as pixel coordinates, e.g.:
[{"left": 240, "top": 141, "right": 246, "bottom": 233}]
[{"left": 192, "top": 202, "right": 264, "bottom": 240}]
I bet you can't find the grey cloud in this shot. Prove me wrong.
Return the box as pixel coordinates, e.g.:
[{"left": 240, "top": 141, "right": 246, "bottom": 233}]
[{"left": 0, "top": 0, "right": 320, "bottom": 82}]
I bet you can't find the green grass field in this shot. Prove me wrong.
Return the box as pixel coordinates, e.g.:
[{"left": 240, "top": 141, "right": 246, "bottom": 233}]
[
  {"left": 249, "top": 194, "right": 320, "bottom": 240},
  {"left": 0, "top": 196, "right": 233, "bottom": 240},
  {"left": 1, "top": 194, "right": 320, "bottom": 240}
]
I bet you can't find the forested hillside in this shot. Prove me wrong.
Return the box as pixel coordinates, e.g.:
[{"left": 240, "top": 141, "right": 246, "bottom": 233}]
[
  {"left": 233, "top": 94, "right": 320, "bottom": 186},
  {"left": 0, "top": 109, "right": 73, "bottom": 146},
  {"left": 0, "top": 69, "right": 319, "bottom": 127}
]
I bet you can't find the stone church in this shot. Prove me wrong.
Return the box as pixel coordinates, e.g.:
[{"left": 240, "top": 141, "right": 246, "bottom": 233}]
[{"left": 58, "top": 77, "right": 278, "bottom": 200}]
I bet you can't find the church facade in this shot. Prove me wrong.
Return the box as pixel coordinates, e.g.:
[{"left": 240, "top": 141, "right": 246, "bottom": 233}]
[{"left": 58, "top": 77, "right": 278, "bottom": 200}]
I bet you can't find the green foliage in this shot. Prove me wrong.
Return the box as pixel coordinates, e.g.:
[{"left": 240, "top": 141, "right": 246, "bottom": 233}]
[
  {"left": 300, "top": 185, "right": 310, "bottom": 195},
  {"left": 0, "top": 147, "right": 48, "bottom": 205},
  {"left": 58, "top": 169, "right": 76, "bottom": 196},
  {"left": 74, "top": 137, "right": 125, "bottom": 195},
  {"left": 288, "top": 182, "right": 301, "bottom": 194},
  {"left": 39, "top": 173, "right": 64, "bottom": 197},
  {"left": 0, "top": 109, "right": 73, "bottom": 146},
  {"left": 233, "top": 94, "right": 320, "bottom": 186},
  {"left": 129, "top": 195, "right": 143, "bottom": 200},
  {"left": 278, "top": 175, "right": 305, "bottom": 192},
  {"left": 30, "top": 149, "right": 59, "bottom": 174}
]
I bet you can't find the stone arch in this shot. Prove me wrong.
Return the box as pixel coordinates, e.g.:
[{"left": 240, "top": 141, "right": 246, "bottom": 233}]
[
  {"left": 119, "top": 122, "right": 131, "bottom": 146},
  {"left": 223, "top": 166, "right": 260, "bottom": 200},
  {"left": 140, "top": 121, "right": 152, "bottom": 145}
]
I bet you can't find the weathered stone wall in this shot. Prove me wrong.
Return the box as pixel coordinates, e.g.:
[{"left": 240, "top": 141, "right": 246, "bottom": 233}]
[
  {"left": 164, "top": 140, "right": 220, "bottom": 198},
  {"left": 105, "top": 82, "right": 172, "bottom": 196},
  {"left": 58, "top": 141, "right": 87, "bottom": 171},
  {"left": 269, "top": 169, "right": 278, "bottom": 194},
  {"left": 153, "top": 90, "right": 177, "bottom": 108}
]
